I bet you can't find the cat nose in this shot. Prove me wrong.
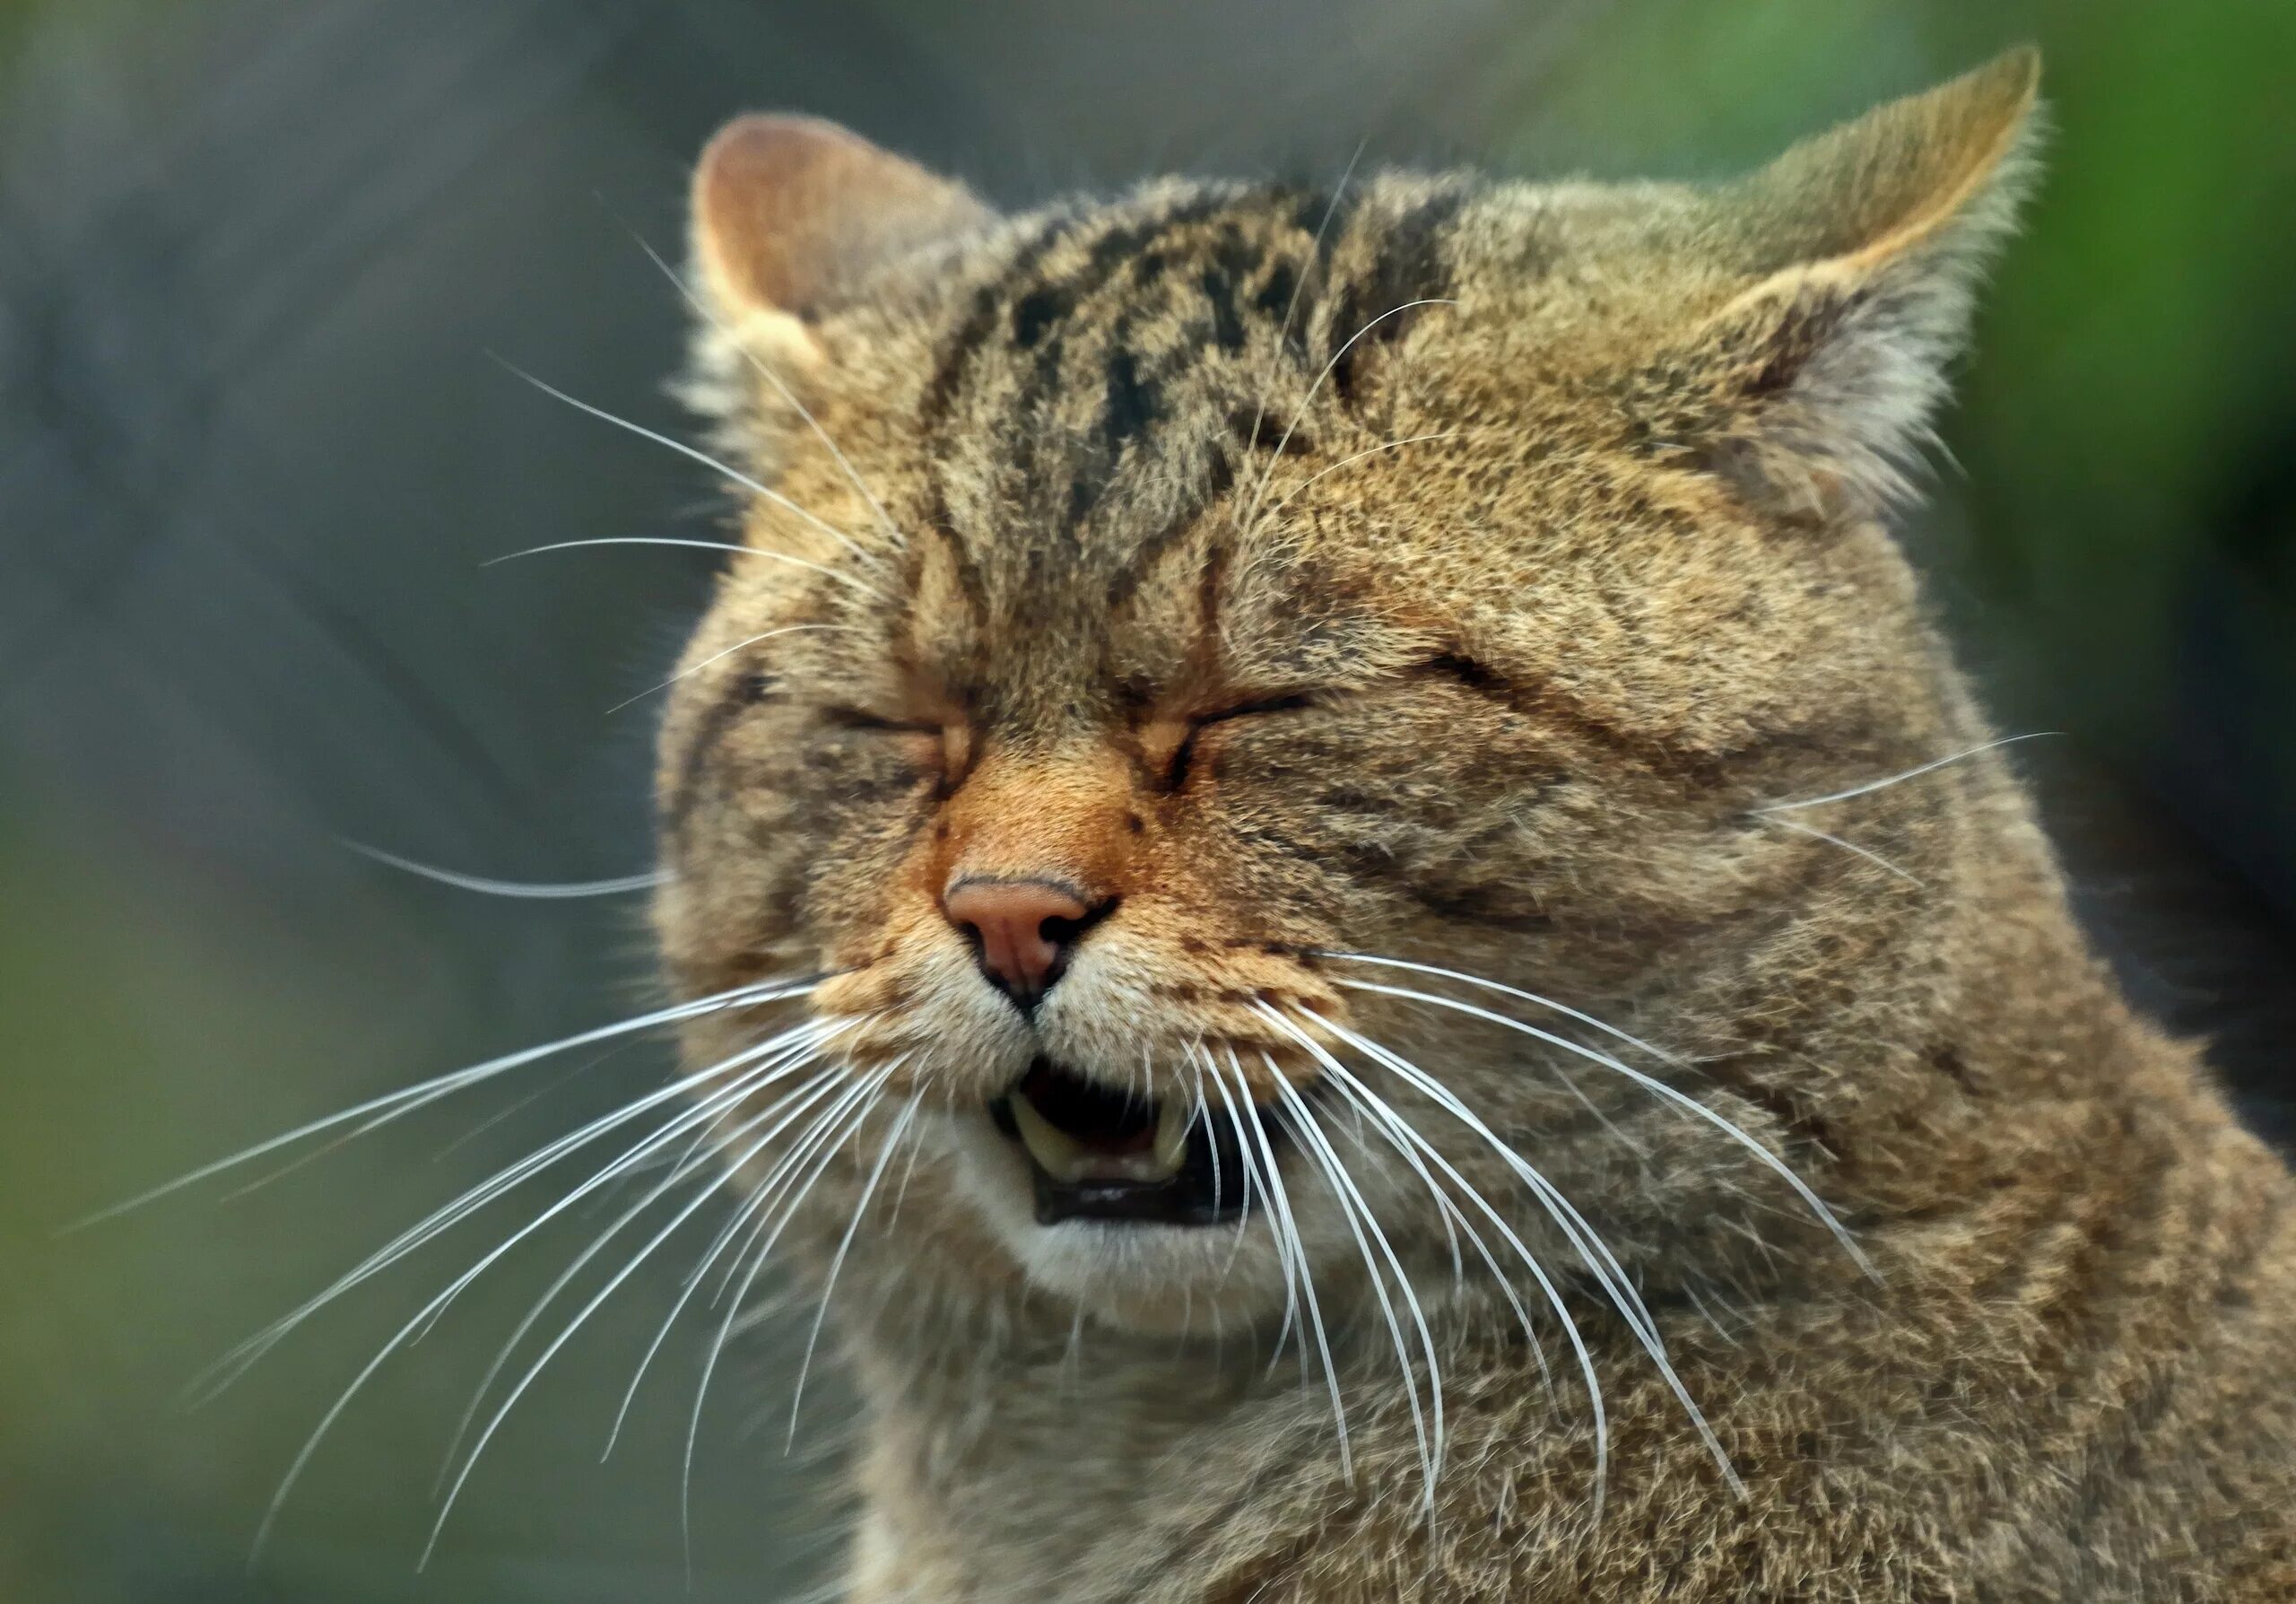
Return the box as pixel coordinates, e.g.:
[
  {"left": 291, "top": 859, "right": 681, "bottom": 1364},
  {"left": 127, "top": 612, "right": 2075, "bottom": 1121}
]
[{"left": 942, "top": 877, "right": 1108, "bottom": 1009}]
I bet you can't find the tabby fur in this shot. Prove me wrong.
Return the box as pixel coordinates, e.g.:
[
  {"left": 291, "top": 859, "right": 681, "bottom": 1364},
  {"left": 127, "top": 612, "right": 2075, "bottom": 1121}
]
[{"left": 655, "top": 49, "right": 2296, "bottom": 1600}]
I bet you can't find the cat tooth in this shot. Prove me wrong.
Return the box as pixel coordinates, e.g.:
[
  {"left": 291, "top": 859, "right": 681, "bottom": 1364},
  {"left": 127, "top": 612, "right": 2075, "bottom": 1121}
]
[
  {"left": 1009, "top": 1094, "right": 1094, "bottom": 1183},
  {"left": 1151, "top": 1098, "right": 1191, "bottom": 1176}
]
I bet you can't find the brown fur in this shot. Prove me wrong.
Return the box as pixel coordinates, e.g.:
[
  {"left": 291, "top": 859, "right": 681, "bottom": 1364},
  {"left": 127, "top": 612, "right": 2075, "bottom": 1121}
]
[{"left": 656, "top": 50, "right": 2296, "bottom": 1600}]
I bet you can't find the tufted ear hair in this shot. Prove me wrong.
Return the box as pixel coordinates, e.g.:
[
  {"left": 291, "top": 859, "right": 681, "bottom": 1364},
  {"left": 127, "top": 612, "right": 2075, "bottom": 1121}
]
[
  {"left": 1652, "top": 48, "right": 2043, "bottom": 519},
  {"left": 690, "top": 113, "right": 995, "bottom": 330}
]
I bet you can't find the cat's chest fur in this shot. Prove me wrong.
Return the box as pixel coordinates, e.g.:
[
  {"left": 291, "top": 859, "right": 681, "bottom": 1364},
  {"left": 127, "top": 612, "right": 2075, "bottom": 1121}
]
[{"left": 845, "top": 1166, "right": 2296, "bottom": 1604}]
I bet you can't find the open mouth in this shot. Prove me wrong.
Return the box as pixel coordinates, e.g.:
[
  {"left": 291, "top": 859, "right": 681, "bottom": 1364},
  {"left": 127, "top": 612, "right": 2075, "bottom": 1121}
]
[{"left": 988, "top": 1059, "right": 1280, "bottom": 1226}]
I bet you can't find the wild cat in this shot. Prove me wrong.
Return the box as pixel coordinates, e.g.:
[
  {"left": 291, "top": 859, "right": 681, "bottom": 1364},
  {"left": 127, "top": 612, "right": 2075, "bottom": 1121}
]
[{"left": 156, "top": 46, "right": 2294, "bottom": 1602}]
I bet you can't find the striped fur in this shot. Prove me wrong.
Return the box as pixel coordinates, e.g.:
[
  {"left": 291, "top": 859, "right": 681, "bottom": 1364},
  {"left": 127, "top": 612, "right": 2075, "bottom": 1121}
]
[{"left": 654, "top": 50, "right": 2296, "bottom": 1601}]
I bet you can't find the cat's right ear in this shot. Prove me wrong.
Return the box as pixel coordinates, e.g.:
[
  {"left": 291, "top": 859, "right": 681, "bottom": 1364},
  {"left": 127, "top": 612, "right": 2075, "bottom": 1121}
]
[
  {"left": 691, "top": 114, "right": 993, "bottom": 330},
  {"left": 1644, "top": 49, "right": 2042, "bottom": 519}
]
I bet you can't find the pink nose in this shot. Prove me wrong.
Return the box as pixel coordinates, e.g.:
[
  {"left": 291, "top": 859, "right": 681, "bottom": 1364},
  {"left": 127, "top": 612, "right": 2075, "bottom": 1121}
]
[{"left": 943, "top": 878, "right": 1096, "bottom": 1004}]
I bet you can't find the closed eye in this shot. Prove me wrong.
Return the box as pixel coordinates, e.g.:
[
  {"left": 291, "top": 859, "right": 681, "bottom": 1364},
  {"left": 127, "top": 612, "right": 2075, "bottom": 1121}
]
[
  {"left": 1195, "top": 692, "right": 1316, "bottom": 727},
  {"left": 1417, "top": 651, "right": 1508, "bottom": 694},
  {"left": 824, "top": 706, "right": 941, "bottom": 736},
  {"left": 1162, "top": 693, "right": 1315, "bottom": 790}
]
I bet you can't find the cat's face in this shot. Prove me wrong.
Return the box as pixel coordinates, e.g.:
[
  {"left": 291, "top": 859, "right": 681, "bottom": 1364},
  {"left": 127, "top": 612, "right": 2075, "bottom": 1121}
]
[{"left": 657, "top": 58, "right": 2038, "bottom": 1335}]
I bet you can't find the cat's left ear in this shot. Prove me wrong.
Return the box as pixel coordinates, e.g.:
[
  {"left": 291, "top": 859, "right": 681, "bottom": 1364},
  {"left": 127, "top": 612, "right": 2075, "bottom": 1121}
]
[
  {"left": 1658, "top": 48, "right": 2043, "bottom": 517},
  {"left": 691, "top": 114, "right": 994, "bottom": 331}
]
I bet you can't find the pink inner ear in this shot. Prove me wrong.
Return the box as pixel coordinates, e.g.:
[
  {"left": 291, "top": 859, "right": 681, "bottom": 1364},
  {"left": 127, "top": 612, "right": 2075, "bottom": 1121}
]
[{"left": 691, "top": 113, "right": 991, "bottom": 319}]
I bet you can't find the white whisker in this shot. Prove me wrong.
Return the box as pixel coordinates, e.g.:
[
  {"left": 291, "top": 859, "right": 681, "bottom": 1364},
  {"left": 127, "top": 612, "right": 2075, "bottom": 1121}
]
[
  {"left": 683, "top": 1063, "right": 898, "bottom": 1568},
  {"left": 1328, "top": 973, "right": 1872, "bottom": 1279},
  {"left": 72, "top": 975, "right": 808, "bottom": 1232},
  {"left": 342, "top": 839, "right": 665, "bottom": 899},
  {"left": 602, "top": 1065, "right": 864, "bottom": 1459},
  {"left": 1265, "top": 1048, "right": 1441, "bottom": 1507},
  {"left": 1317, "top": 1063, "right": 1552, "bottom": 1396},
  {"left": 1241, "top": 297, "right": 1458, "bottom": 541},
  {"left": 1753, "top": 731, "right": 2053, "bottom": 814},
  {"left": 628, "top": 231, "right": 905, "bottom": 559},
  {"left": 430, "top": 1043, "right": 844, "bottom": 1489},
  {"left": 483, "top": 535, "right": 880, "bottom": 604},
  {"left": 1231, "top": 144, "right": 1363, "bottom": 545},
  {"left": 421, "top": 1063, "right": 862, "bottom": 1565},
  {"left": 1310, "top": 952, "right": 1687, "bottom": 1067},
  {"left": 1309, "top": 1034, "right": 1599, "bottom": 1483},
  {"left": 496, "top": 361, "right": 889, "bottom": 592},
  {"left": 605, "top": 623, "right": 863, "bottom": 714},
  {"left": 247, "top": 1024, "right": 826, "bottom": 1563},
  {"left": 1304, "top": 1011, "right": 1739, "bottom": 1498},
  {"left": 1259, "top": 431, "right": 1458, "bottom": 522},
  {"left": 1214, "top": 1047, "right": 1351, "bottom": 1479},
  {"left": 787, "top": 1092, "right": 921, "bottom": 1444},
  {"left": 201, "top": 1015, "right": 828, "bottom": 1401},
  {"left": 1204, "top": 1062, "right": 1263, "bottom": 1283},
  {"left": 1201, "top": 1049, "right": 1295, "bottom": 1364},
  {"left": 1760, "top": 815, "right": 1925, "bottom": 885}
]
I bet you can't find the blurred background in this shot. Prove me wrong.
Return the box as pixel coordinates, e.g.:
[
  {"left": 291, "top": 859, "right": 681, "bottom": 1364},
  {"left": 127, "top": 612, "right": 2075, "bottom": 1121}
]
[{"left": 2, "top": 0, "right": 2291, "bottom": 1598}]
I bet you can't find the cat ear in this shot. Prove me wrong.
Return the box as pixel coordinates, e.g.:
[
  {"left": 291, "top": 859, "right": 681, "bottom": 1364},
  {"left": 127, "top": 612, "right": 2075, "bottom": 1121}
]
[
  {"left": 1661, "top": 48, "right": 2043, "bottom": 517},
  {"left": 691, "top": 114, "right": 994, "bottom": 327}
]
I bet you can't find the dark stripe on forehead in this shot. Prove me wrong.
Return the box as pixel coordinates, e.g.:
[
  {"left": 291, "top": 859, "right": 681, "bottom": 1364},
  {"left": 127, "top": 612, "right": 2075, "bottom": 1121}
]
[
  {"left": 1006, "top": 193, "right": 1239, "bottom": 363},
  {"left": 916, "top": 210, "right": 1077, "bottom": 611},
  {"left": 1103, "top": 449, "right": 1234, "bottom": 612},
  {"left": 1326, "top": 187, "right": 1467, "bottom": 408},
  {"left": 990, "top": 195, "right": 1245, "bottom": 553},
  {"left": 1197, "top": 223, "right": 1258, "bottom": 353},
  {"left": 1273, "top": 185, "right": 1352, "bottom": 351},
  {"left": 919, "top": 208, "right": 1079, "bottom": 437},
  {"left": 1060, "top": 325, "right": 1163, "bottom": 536}
]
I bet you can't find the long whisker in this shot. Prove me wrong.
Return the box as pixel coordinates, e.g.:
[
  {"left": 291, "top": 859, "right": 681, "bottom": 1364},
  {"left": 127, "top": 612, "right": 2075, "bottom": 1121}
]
[
  {"left": 1327, "top": 972, "right": 1872, "bottom": 1278},
  {"left": 1307, "top": 1034, "right": 1601, "bottom": 1490},
  {"left": 1231, "top": 143, "right": 1364, "bottom": 543},
  {"left": 699, "top": 1059, "right": 900, "bottom": 1313},
  {"left": 787, "top": 1092, "right": 922, "bottom": 1444},
  {"left": 1215, "top": 1047, "right": 1351, "bottom": 1480},
  {"left": 683, "top": 1063, "right": 898, "bottom": 1565},
  {"left": 1201, "top": 1049, "right": 1296, "bottom": 1365},
  {"left": 1753, "top": 731, "right": 2053, "bottom": 814},
  {"left": 1314, "top": 1061, "right": 1551, "bottom": 1397},
  {"left": 421, "top": 1063, "right": 863, "bottom": 1565},
  {"left": 627, "top": 231, "right": 905, "bottom": 558},
  {"left": 1257, "top": 431, "right": 1459, "bottom": 523},
  {"left": 70, "top": 976, "right": 810, "bottom": 1231},
  {"left": 495, "top": 361, "right": 888, "bottom": 590},
  {"left": 246, "top": 1025, "right": 822, "bottom": 1563},
  {"left": 1274, "top": 1001, "right": 1674, "bottom": 1360},
  {"left": 1241, "top": 298, "right": 1458, "bottom": 541},
  {"left": 196, "top": 1015, "right": 829, "bottom": 1400},
  {"left": 341, "top": 839, "right": 665, "bottom": 899},
  {"left": 605, "top": 622, "right": 862, "bottom": 714},
  {"left": 483, "top": 535, "right": 879, "bottom": 605},
  {"left": 1758, "top": 815, "right": 1924, "bottom": 885},
  {"left": 1265, "top": 1050, "right": 1441, "bottom": 1507},
  {"left": 600, "top": 1066, "right": 862, "bottom": 1460},
  {"left": 429, "top": 1032, "right": 846, "bottom": 1487},
  {"left": 1203, "top": 1059, "right": 1265, "bottom": 1286},
  {"left": 1309, "top": 952, "right": 1688, "bottom": 1067},
  {"left": 427, "top": 1075, "right": 803, "bottom": 1498},
  {"left": 1300, "top": 1012, "right": 1740, "bottom": 1496}
]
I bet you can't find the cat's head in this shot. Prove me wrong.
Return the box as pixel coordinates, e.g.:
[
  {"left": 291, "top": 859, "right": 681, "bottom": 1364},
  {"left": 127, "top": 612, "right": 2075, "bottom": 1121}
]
[{"left": 656, "top": 53, "right": 2041, "bottom": 1337}]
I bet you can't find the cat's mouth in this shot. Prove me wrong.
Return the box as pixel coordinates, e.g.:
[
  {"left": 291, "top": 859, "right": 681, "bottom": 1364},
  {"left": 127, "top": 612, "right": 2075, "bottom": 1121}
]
[{"left": 987, "top": 1059, "right": 1274, "bottom": 1226}]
